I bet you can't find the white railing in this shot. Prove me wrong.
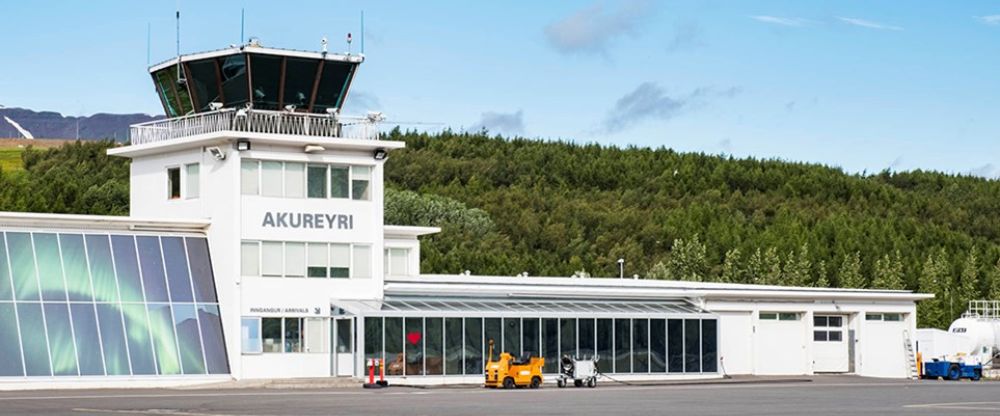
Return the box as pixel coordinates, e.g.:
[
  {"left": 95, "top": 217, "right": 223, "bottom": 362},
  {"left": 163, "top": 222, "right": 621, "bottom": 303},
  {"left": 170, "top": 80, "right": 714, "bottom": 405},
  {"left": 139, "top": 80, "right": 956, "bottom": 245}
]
[
  {"left": 129, "top": 108, "right": 381, "bottom": 145},
  {"left": 963, "top": 300, "right": 1000, "bottom": 320}
]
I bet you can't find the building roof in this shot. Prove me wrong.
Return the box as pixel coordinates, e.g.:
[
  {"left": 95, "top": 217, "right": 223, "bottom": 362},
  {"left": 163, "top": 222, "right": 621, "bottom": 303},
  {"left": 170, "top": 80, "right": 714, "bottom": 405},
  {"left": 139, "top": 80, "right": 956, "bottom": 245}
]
[
  {"left": 386, "top": 274, "right": 934, "bottom": 302},
  {"left": 149, "top": 44, "right": 363, "bottom": 117},
  {"left": 384, "top": 225, "right": 441, "bottom": 239},
  {"left": 0, "top": 211, "right": 210, "bottom": 233}
]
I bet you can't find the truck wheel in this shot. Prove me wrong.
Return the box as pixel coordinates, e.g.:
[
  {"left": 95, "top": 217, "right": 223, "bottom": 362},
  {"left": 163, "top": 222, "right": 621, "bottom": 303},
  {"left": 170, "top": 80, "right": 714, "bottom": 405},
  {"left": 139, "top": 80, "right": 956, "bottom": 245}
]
[
  {"left": 973, "top": 369, "right": 982, "bottom": 381},
  {"left": 503, "top": 377, "right": 515, "bottom": 389},
  {"left": 530, "top": 376, "right": 541, "bottom": 389},
  {"left": 574, "top": 379, "right": 583, "bottom": 387},
  {"left": 948, "top": 364, "right": 961, "bottom": 381},
  {"left": 557, "top": 378, "right": 566, "bottom": 388},
  {"left": 587, "top": 378, "right": 596, "bottom": 388}
]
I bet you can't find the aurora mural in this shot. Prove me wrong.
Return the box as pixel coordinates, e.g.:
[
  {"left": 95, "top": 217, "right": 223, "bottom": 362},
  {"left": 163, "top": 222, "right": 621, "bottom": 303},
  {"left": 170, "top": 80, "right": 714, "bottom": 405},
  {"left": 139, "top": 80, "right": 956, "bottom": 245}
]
[{"left": 0, "top": 232, "right": 228, "bottom": 377}]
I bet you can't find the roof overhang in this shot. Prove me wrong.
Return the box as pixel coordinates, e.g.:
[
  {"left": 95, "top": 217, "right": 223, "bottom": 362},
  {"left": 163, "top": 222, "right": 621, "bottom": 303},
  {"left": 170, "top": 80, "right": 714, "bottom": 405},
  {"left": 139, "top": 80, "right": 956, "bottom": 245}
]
[
  {"left": 386, "top": 275, "right": 934, "bottom": 303},
  {"left": 149, "top": 45, "right": 364, "bottom": 73},
  {"left": 384, "top": 225, "right": 441, "bottom": 239},
  {"left": 108, "top": 132, "right": 404, "bottom": 158},
  {"left": 0, "top": 212, "right": 210, "bottom": 233}
]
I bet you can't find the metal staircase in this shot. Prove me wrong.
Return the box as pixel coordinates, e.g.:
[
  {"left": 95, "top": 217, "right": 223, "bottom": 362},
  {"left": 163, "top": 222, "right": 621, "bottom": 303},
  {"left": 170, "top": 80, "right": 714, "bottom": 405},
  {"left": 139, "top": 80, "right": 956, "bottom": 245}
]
[{"left": 903, "top": 330, "right": 919, "bottom": 380}]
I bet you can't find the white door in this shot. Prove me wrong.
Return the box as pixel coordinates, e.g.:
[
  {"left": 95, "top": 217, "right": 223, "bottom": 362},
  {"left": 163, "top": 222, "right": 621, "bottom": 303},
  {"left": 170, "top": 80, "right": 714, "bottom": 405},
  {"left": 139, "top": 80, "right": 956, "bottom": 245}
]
[
  {"left": 753, "top": 312, "right": 808, "bottom": 375},
  {"left": 812, "top": 315, "right": 849, "bottom": 373},
  {"left": 334, "top": 318, "right": 354, "bottom": 377},
  {"left": 718, "top": 312, "right": 753, "bottom": 375}
]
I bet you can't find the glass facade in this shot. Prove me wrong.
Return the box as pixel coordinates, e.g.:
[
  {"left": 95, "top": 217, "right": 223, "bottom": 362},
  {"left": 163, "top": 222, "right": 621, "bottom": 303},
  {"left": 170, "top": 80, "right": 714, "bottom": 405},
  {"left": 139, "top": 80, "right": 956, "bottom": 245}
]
[
  {"left": 361, "top": 314, "right": 717, "bottom": 377},
  {"left": 0, "top": 231, "right": 228, "bottom": 377}
]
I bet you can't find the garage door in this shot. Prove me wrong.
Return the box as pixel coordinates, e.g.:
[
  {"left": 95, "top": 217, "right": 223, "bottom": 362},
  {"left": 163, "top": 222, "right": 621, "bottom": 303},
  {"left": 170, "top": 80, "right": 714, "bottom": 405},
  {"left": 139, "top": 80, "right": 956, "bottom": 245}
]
[
  {"left": 717, "top": 312, "right": 752, "bottom": 375},
  {"left": 859, "top": 313, "right": 908, "bottom": 378},
  {"left": 812, "top": 315, "right": 849, "bottom": 373},
  {"left": 754, "top": 312, "right": 807, "bottom": 375}
]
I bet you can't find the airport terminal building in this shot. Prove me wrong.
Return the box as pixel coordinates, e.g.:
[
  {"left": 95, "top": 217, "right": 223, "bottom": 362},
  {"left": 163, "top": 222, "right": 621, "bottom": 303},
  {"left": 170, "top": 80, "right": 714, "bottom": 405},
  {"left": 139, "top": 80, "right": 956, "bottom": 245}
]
[{"left": 0, "top": 44, "right": 931, "bottom": 389}]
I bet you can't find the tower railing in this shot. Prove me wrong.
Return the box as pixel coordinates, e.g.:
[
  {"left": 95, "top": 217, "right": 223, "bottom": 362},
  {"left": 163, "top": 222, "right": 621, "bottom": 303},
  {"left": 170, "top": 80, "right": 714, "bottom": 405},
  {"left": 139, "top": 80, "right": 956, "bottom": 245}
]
[
  {"left": 962, "top": 300, "right": 1000, "bottom": 320},
  {"left": 129, "top": 108, "right": 380, "bottom": 145}
]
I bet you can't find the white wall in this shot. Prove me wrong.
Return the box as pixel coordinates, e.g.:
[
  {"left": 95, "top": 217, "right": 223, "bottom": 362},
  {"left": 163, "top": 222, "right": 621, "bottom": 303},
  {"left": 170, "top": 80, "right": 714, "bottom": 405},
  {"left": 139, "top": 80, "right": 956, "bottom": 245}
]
[{"left": 707, "top": 299, "right": 918, "bottom": 378}]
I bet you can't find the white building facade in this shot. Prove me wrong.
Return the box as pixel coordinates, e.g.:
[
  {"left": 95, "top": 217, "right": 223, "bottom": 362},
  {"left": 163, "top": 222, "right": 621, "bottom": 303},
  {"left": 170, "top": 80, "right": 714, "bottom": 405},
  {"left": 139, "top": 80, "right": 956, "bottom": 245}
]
[{"left": 0, "top": 44, "right": 930, "bottom": 389}]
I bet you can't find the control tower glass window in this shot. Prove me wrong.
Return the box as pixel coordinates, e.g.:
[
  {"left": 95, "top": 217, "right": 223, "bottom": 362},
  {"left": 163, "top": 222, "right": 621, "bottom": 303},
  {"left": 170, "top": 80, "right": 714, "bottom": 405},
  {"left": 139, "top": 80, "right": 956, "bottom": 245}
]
[
  {"left": 283, "top": 58, "right": 319, "bottom": 109},
  {"left": 250, "top": 55, "right": 282, "bottom": 110}
]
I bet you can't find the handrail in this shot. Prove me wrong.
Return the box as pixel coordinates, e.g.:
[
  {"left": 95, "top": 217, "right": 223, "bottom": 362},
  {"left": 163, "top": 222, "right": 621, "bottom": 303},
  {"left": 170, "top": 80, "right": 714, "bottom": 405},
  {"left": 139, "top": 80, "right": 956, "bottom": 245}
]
[{"left": 129, "top": 109, "right": 380, "bottom": 145}]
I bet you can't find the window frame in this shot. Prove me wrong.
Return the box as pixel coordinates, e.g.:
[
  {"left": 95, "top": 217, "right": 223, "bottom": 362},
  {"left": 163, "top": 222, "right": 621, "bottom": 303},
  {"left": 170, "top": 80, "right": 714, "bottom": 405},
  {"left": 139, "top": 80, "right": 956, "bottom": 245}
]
[
  {"left": 185, "top": 163, "right": 200, "bottom": 200},
  {"left": 167, "top": 166, "right": 182, "bottom": 200}
]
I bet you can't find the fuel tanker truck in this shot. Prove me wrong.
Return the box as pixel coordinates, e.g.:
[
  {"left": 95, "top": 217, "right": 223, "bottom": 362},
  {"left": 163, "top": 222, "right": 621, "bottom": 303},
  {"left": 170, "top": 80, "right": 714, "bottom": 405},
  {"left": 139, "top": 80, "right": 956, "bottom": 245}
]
[{"left": 915, "top": 300, "right": 1000, "bottom": 380}]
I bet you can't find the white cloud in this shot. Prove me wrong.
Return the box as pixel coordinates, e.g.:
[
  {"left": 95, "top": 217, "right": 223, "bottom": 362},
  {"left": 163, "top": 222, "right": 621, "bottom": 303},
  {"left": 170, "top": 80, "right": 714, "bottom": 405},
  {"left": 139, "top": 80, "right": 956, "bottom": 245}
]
[
  {"left": 601, "top": 83, "right": 741, "bottom": 132},
  {"left": 470, "top": 110, "right": 525, "bottom": 136},
  {"left": 544, "top": 0, "right": 654, "bottom": 55},
  {"left": 976, "top": 15, "right": 1000, "bottom": 25},
  {"left": 967, "top": 163, "right": 998, "bottom": 178},
  {"left": 836, "top": 17, "right": 903, "bottom": 31},
  {"left": 749, "top": 15, "right": 809, "bottom": 27}
]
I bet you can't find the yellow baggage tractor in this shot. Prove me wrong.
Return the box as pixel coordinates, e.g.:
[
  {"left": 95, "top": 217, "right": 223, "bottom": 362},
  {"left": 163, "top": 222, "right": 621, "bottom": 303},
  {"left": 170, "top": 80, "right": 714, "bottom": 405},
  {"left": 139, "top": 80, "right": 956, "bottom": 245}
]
[{"left": 484, "top": 340, "right": 544, "bottom": 389}]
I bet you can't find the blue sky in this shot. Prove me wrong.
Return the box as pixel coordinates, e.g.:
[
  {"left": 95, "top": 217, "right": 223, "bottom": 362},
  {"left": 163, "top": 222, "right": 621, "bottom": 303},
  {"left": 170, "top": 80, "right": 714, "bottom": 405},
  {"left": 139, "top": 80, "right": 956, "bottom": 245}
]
[{"left": 1, "top": 1, "right": 999, "bottom": 177}]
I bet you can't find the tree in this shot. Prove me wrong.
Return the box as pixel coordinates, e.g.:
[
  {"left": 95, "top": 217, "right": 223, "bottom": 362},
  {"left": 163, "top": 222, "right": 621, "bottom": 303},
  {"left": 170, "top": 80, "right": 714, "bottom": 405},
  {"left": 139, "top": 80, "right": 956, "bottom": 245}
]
[
  {"left": 838, "top": 252, "right": 865, "bottom": 289},
  {"left": 918, "top": 250, "right": 950, "bottom": 328},
  {"left": 872, "top": 251, "right": 905, "bottom": 290},
  {"left": 719, "top": 248, "right": 743, "bottom": 283},
  {"left": 814, "top": 260, "right": 830, "bottom": 287},
  {"left": 959, "top": 248, "right": 981, "bottom": 310},
  {"left": 782, "top": 244, "right": 811, "bottom": 287},
  {"left": 989, "top": 257, "right": 1000, "bottom": 300},
  {"left": 666, "top": 234, "right": 709, "bottom": 281}
]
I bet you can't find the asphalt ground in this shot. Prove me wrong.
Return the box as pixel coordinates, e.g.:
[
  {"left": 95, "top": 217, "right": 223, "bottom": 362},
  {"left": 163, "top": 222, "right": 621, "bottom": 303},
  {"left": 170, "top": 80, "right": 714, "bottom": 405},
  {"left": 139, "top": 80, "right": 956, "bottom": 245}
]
[{"left": 1, "top": 376, "right": 998, "bottom": 415}]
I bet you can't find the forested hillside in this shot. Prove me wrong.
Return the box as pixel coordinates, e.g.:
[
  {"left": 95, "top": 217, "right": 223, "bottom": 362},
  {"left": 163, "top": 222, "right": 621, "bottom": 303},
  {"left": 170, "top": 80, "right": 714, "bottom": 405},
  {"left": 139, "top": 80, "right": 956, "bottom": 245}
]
[{"left": 2, "top": 135, "right": 999, "bottom": 328}]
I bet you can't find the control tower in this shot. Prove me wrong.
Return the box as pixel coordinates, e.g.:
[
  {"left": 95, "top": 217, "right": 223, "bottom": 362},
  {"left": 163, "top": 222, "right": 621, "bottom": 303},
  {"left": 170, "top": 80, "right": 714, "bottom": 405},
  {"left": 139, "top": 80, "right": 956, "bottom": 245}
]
[{"left": 108, "top": 41, "right": 423, "bottom": 379}]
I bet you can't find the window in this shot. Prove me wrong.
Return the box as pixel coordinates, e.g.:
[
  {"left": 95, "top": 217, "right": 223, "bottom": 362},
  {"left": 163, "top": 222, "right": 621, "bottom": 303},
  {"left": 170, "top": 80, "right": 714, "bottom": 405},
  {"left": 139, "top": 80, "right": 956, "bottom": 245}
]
[
  {"left": 284, "top": 162, "right": 305, "bottom": 198},
  {"left": 241, "top": 242, "right": 259, "bottom": 276},
  {"left": 262, "top": 318, "right": 282, "bottom": 353},
  {"left": 284, "top": 242, "right": 305, "bottom": 277},
  {"left": 306, "top": 318, "right": 329, "bottom": 353},
  {"left": 185, "top": 163, "right": 200, "bottom": 199},
  {"left": 261, "top": 161, "right": 283, "bottom": 197},
  {"left": 760, "top": 312, "right": 799, "bottom": 321},
  {"left": 242, "top": 317, "right": 262, "bottom": 353},
  {"left": 352, "top": 166, "right": 371, "bottom": 200},
  {"left": 261, "top": 242, "right": 283, "bottom": 277},
  {"left": 307, "top": 243, "right": 328, "bottom": 278},
  {"left": 331, "top": 244, "right": 350, "bottom": 278},
  {"left": 167, "top": 167, "right": 181, "bottom": 199},
  {"left": 385, "top": 248, "right": 410, "bottom": 276},
  {"left": 307, "top": 164, "right": 328, "bottom": 198},
  {"left": 284, "top": 318, "right": 303, "bottom": 353},
  {"left": 866, "top": 313, "right": 903, "bottom": 322},
  {"left": 244, "top": 240, "right": 372, "bottom": 279},
  {"left": 241, "top": 160, "right": 259, "bottom": 195},
  {"left": 242, "top": 159, "right": 372, "bottom": 200},
  {"left": 352, "top": 245, "right": 372, "bottom": 278},
  {"left": 813, "top": 315, "right": 843, "bottom": 343},
  {"left": 331, "top": 166, "right": 349, "bottom": 198}
]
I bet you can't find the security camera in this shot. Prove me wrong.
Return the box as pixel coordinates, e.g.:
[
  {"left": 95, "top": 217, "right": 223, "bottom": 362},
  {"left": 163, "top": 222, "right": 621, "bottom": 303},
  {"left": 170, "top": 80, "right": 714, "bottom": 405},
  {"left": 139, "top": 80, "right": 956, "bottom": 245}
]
[
  {"left": 284, "top": 104, "right": 297, "bottom": 112},
  {"left": 207, "top": 146, "right": 226, "bottom": 160},
  {"left": 209, "top": 102, "right": 224, "bottom": 111},
  {"left": 366, "top": 111, "right": 385, "bottom": 123}
]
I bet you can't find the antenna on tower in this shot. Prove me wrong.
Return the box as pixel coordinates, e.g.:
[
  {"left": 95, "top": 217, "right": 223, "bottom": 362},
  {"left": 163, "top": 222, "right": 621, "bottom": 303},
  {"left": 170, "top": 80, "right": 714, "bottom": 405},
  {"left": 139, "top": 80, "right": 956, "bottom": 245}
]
[
  {"left": 175, "top": 2, "right": 186, "bottom": 85},
  {"left": 240, "top": 8, "right": 245, "bottom": 45},
  {"left": 360, "top": 10, "right": 365, "bottom": 55},
  {"left": 346, "top": 32, "right": 352, "bottom": 55}
]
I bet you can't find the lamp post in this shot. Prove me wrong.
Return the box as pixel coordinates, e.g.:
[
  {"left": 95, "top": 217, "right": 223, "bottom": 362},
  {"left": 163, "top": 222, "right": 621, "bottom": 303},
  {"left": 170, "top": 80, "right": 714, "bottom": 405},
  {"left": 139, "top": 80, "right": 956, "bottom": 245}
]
[{"left": 617, "top": 258, "right": 624, "bottom": 279}]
